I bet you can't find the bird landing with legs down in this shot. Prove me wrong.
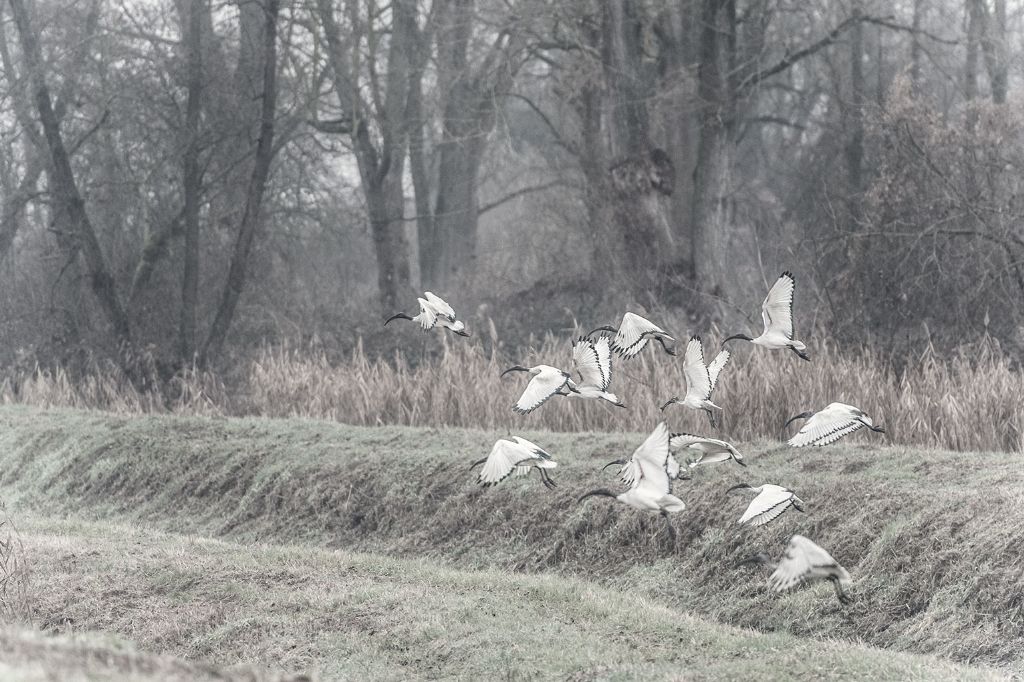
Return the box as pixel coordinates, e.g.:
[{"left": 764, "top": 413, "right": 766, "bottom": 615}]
[
  {"left": 660, "top": 335, "right": 730, "bottom": 427},
  {"left": 589, "top": 312, "right": 677, "bottom": 358},
  {"left": 558, "top": 336, "right": 626, "bottom": 408},
  {"left": 736, "top": 535, "right": 853, "bottom": 605},
  {"left": 470, "top": 436, "right": 558, "bottom": 489},
  {"left": 723, "top": 271, "right": 808, "bottom": 361},
  {"left": 784, "top": 402, "right": 886, "bottom": 447},
  {"left": 385, "top": 291, "right": 470, "bottom": 337},
  {"left": 500, "top": 363, "right": 579, "bottom": 414}
]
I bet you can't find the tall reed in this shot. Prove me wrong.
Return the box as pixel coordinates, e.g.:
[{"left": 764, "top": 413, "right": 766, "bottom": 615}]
[{"left": 2, "top": 330, "right": 1021, "bottom": 453}]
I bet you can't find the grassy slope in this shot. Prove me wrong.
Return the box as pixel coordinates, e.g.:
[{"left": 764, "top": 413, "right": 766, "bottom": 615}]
[
  {"left": 0, "top": 406, "right": 1021, "bottom": 672},
  {"left": 5, "top": 513, "right": 1004, "bottom": 681}
]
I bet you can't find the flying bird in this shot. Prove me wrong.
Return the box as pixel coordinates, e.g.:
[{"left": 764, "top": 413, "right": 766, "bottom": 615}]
[
  {"left": 783, "top": 402, "right": 886, "bottom": 447},
  {"left": 385, "top": 291, "right": 470, "bottom": 337},
  {"left": 660, "top": 336, "right": 730, "bottom": 426},
  {"left": 588, "top": 312, "right": 677, "bottom": 358},
  {"left": 727, "top": 483, "right": 803, "bottom": 526},
  {"left": 469, "top": 437, "right": 557, "bottom": 489},
  {"left": 736, "top": 535, "right": 853, "bottom": 604},
  {"left": 669, "top": 433, "right": 745, "bottom": 467},
  {"left": 580, "top": 423, "right": 687, "bottom": 542},
  {"left": 501, "top": 364, "right": 578, "bottom": 414},
  {"left": 559, "top": 336, "right": 625, "bottom": 408},
  {"left": 723, "top": 272, "right": 807, "bottom": 360}
]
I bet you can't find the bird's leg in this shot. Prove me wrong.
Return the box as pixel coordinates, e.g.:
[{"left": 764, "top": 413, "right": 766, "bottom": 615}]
[
  {"left": 540, "top": 468, "right": 557, "bottom": 489},
  {"left": 661, "top": 510, "right": 676, "bottom": 551},
  {"left": 789, "top": 345, "right": 810, "bottom": 361},
  {"left": 705, "top": 408, "right": 717, "bottom": 428},
  {"left": 830, "top": 576, "right": 853, "bottom": 605}
]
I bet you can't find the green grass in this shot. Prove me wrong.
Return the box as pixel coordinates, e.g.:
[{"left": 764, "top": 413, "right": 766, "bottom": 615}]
[
  {"left": 4, "top": 512, "right": 1006, "bottom": 681},
  {"left": 0, "top": 406, "right": 1021, "bottom": 675}
]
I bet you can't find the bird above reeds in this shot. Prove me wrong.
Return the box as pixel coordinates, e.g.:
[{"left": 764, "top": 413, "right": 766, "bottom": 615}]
[
  {"left": 385, "top": 291, "right": 470, "bottom": 337},
  {"left": 724, "top": 272, "right": 808, "bottom": 360},
  {"left": 588, "top": 312, "right": 677, "bottom": 358},
  {"left": 501, "top": 364, "right": 578, "bottom": 414},
  {"left": 784, "top": 402, "right": 886, "bottom": 447},
  {"left": 660, "top": 336, "right": 730, "bottom": 426},
  {"left": 559, "top": 336, "right": 625, "bottom": 408}
]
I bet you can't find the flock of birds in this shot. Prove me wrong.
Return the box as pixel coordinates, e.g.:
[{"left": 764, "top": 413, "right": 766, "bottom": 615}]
[{"left": 385, "top": 272, "right": 885, "bottom": 605}]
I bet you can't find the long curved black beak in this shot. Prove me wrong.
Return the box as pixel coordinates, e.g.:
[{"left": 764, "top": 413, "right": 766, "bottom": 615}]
[
  {"left": 869, "top": 424, "right": 886, "bottom": 433},
  {"left": 735, "top": 552, "right": 772, "bottom": 569},
  {"left": 578, "top": 488, "right": 617, "bottom": 503},
  {"left": 782, "top": 411, "right": 814, "bottom": 430},
  {"left": 602, "top": 458, "right": 627, "bottom": 471},
  {"left": 384, "top": 312, "right": 412, "bottom": 326},
  {"left": 722, "top": 334, "right": 752, "bottom": 345},
  {"left": 455, "top": 329, "right": 471, "bottom": 337},
  {"left": 587, "top": 325, "right": 617, "bottom": 338},
  {"left": 726, "top": 483, "right": 752, "bottom": 494},
  {"left": 468, "top": 457, "right": 488, "bottom": 470},
  {"left": 734, "top": 457, "right": 747, "bottom": 467},
  {"left": 501, "top": 365, "right": 528, "bottom": 378},
  {"left": 659, "top": 397, "right": 678, "bottom": 411}
]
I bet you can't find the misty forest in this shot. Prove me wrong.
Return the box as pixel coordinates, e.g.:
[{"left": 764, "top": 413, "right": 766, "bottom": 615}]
[{"left": 1, "top": 0, "right": 1024, "bottom": 680}]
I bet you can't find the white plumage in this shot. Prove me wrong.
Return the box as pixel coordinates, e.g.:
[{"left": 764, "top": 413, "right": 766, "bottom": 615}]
[
  {"left": 501, "top": 364, "right": 576, "bottom": 414},
  {"left": 723, "top": 271, "right": 807, "bottom": 360},
  {"left": 660, "top": 336, "right": 730, "bottom": 426},
  {"left": 784, "top": 402, "right": 886, "bottom": 447},
  {"left": 589, "top": 312, "right": 677, "bottom": 358},
  {"left": 563, "top": 336, "right": 625, "bottom": 407},
  {"left": 669, "top": 433, "right": 745, "bottom": 468},
  {"left": 581, "top": 424, "right": 687, "bottom": 535},
  {"left": 470, "top": 437, "right": 557, "bottom": 489},
  {"left": 385, "top": 291, "right": 469, "bottom": 337},
  {"left": 728, "top": 483, "right": 803, "bottom": 526}
]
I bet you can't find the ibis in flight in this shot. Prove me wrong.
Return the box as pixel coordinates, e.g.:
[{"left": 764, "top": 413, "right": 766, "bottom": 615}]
[
  {"left": 589, "top": 312, "right": 677, "bottom": 358},
  {"left": 580, "top": 423, "right": 686, "bottom": 542},
  {"left": 669, "top": 433, "right": 745, "bottom": 468},
  {"left": 727, "top": 483, "right": 803, "bottom": 526},
  {"left": 469, "top": 436, "right": 558, "bottom": 489},
  {"left": 501, "top": 364, "right": 578, "bottom": 414},
  {"left": 385, "top": 291, "right": 470, "bottom": 337},
  {"left": 559, "top": 336, "right": 625, "bottom": 407},
  {"left": 784, "top": 402, "right": 886, "bottom": 447},
  {"left": 660, "top": 336, "right": 730, "bottom": 426},
  {"left": 737, "top": 535, "right": 853, "bottom": 604},
  {"left": 723, "top": 272, "right": 808, "bottom": 360}
]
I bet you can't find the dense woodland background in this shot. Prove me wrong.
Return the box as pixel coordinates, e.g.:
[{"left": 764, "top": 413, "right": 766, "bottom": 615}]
[{"left": 0, "top": 0, "right": 1022, "bottom": 381}]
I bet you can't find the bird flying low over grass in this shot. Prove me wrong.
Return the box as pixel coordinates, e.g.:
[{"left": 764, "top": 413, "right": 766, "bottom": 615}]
[
  {"left": 660, "top": 336, "right": 730, "bottom": 426},
  {"left": 385, "top": 291, "right": 470, "bottom": 337},
  {"left": 470, "top": 436, "right": 558, "bottom": 489},
  {"left": 559, "top": 336, "right": 625, "bottom": 408},
  {"left": 669, "top": 433, "right": 745, "bottom": 468},
  {"left": 501, "top": 364, "right": 578, "bottom": 414},
  {"left": 783, "top": 402, "right": 886, "bottom": 447},
  {"left": 580, "top": 423, "right": 686, "bottom": 543},
  {"left": 588, "top": 312, "right": 677, "bottom": 358},
  {"left": 723, "top": 271, "right": 808, "bottom": 360},
  {"left": 727, "top": 483, "right": 803, "bottom": 526},
  {"left": 736, "top": 535, "right": 853, "bottom": 605}
]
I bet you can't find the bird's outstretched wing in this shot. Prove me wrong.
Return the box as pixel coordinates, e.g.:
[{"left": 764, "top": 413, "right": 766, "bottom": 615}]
[
  {"left": 572, "top": 337, "right": 606, "bottom": 389},
  {"left": 632, "top": 422, "right": 672, "bottom": 495},
  {"left": 423, "top": 291, "right": 457, "bottom": 322},
  {"left": 739, "top": 486, "right": 798, "bottom": 526},
  {"left": 510, "top": 436, "right": 555, "bottom": 463},
  {"left": 707, "top": 350, "right": 731, "bottom": 392},
  {"left": 415, "top": 298, "right": 439, "bottom": 330},
  {"left": 683, "top": 337, "right": 712, "bottom": 401},
  {"left": 592, "top": 335, "right": 614, "bottom": 391},
  {"left": 477, "top": 440, "right": 531, "bottom": 486},
  {"left": 787, "top": 403, "right": 865, "bottom": 447},
  {"left": 761, "top": 272, "right": 796, "bottom": 340},
  {"left": 513, "top": 368, "right": 570, "bottom": 414},
  {"left": 769, "top": 535, "right": 850, "bottom": 592},
  {"left": 613, "top": 312, "right": 668, "bottom": 358},
  {"left": 672, "top": 433, "right": 743, "bottom": 466}
]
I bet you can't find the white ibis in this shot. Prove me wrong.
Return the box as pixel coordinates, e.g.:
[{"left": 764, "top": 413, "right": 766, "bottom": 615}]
[
  {"left": 580, "top": 423, "right": 686, "bottom": 542},
  {"left": 660, "top": 336, "right": 730, "bottom": 426},
  {"left": 669, "top": 433, "right": 745, "bottom": 467},
  {"left": 560, "top": 336, "right": 625, "bottom": 408},
  {"left": 737, "top": 535, "right": 853, "bottom": 604},
  {"left": 469, "top": 436, "right": 557, "bottom": 489},
  {"left": 784, "top": 402, "right": 886, "bottom": 447},
  {"left": 501, "top": 364, "right": 578, "bottom": 414},
  {"left": 727, "top": 483, "right": 803, "bottom": 526},
  {"left": 723, "top": 271, "right": 808, "bottom": 360},
  {"left": 385, "top": 291, "right": 470, "bottom": 337},
  {"left": 589, "top": 312, "right": 677, "bottom": 358}
]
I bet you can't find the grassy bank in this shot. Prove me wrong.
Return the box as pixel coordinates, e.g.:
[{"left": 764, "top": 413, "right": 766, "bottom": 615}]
[
  {"left": 4, "top": 333, "right": 1023, "bottom": 452},
  {"left": 5, "top": 513, "right": 1006, "bottom": 681},
  {"left": 0, "top": 406, "right": 1021, "bottom": 672}
]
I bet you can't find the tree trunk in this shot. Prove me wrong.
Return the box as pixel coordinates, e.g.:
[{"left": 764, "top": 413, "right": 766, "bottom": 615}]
[
  {"left": 201, "top": 0, "right": 279, "bottom": 363},
  {"left": 8, "top": 0, "right": 131, "bottom": 346},
  {"left": 178, "top": 0, "right": 204, "bottom": 363}
]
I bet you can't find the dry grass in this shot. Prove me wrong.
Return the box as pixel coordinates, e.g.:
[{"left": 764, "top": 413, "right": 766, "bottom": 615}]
[
  {"left": 1, "top": 406, "right": 1022, "bottom": 672},
  {"left": 0, "top": 504, "right": 29, "bottom": 625},
  {"left": 2, "top": 330, "right": 1022, "bottom": 452}
]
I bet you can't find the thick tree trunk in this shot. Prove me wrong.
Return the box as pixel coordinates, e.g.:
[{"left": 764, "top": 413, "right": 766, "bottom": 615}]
[
  {"left": 8, "top": 0, "right": 131, "bottom": 346},
  {"left": 433, "top": 133, "right": 486, "bottom": 289},
  {"left": 201, "top": 0, "right": 279, "bottom": 363},
  {"left": 178, "top": 0, "right": 204, "bottom": 363}
]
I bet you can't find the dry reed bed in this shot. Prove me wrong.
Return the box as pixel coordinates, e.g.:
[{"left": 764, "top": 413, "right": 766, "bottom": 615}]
[{"left": 2, "top": 333, "right": 1022, "bottom": 452}]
